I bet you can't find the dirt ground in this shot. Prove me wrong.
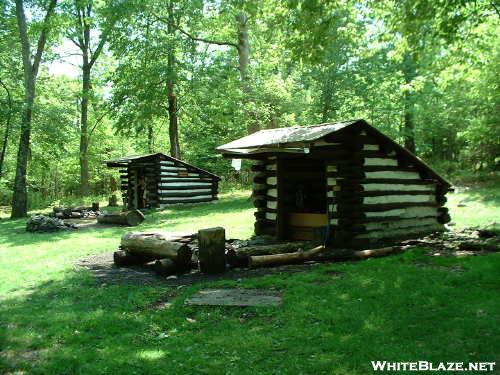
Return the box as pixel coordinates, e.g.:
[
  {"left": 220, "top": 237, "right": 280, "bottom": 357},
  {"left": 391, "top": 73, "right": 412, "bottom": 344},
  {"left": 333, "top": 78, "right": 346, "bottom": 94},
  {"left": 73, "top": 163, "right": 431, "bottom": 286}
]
[
  {"left": 75, "top": 227, "right": 498, "bottom": 287},
  {"left": 75, "top": 251, "right": 321, "bottom": 287}
]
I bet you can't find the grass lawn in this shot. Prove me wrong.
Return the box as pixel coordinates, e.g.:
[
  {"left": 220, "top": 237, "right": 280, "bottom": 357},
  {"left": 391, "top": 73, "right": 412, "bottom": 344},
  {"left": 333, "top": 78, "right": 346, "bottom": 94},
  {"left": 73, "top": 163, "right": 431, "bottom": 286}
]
[{"left": 0, "top": 187, "right": 499, "bottom": 374}]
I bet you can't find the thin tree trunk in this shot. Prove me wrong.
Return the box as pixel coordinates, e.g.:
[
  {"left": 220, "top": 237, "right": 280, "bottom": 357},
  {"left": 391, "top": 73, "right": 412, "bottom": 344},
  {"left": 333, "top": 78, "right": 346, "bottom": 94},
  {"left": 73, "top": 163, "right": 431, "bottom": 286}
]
[
  {"left": 73, "top": 2, "right": 114, "bottom": 196},
  {"left": 236, "top": 12, "right": 249, "bottom": 85},
  {"left": 235, "top": 12, "right": 256, "bottom": 134},
  {"left": 321, "top": 81, "right": 333, "bottom": 123},
  {"left": 147, "top": 122, "right": 154, "bottom": 152},
  {"left": 0, "top": 79, "right": 13, "bottom": 180},
  {"left": 166, "top": 1, "right": 181, "bottom": 159},
  {"left": 80, "top": 63, "right": 90, "bottom": 196},
  {"left": 403, "top": 51, "right": 416, "bottom": 154}
]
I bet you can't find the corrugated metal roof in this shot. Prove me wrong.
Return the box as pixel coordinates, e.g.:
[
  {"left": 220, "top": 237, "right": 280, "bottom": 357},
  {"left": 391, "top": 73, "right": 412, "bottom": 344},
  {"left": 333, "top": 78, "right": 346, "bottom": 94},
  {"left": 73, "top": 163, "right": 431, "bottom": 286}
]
[{"left": 217, "top": 120, "right": 358, "bottom": 151}]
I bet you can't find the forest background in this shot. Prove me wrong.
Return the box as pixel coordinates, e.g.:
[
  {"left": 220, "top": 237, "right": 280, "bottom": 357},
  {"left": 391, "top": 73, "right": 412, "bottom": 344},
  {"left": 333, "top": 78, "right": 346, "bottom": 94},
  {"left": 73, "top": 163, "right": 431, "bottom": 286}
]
[{"left": 0, "top": 0, "right": 498, "bottom": 217}]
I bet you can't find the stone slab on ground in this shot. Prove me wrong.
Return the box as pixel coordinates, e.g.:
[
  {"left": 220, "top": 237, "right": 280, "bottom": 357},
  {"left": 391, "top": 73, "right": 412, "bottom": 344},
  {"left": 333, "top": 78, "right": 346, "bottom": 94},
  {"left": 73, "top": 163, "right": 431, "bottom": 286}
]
[{"left": 185, "top": 288, "right": 282, "bottom": 307}]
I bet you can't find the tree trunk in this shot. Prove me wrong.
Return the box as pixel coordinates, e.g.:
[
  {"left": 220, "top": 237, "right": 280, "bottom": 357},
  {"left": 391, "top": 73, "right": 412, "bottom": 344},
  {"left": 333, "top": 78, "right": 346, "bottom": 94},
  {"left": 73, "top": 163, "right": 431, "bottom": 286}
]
[
  {"left": 97, "top": 209, "right": 145, "bottom": 226},
  {"left": 120, "top": 231, "right": 192, "bottom": 266},
  {"left": 147, "top": 122, "right": 154, "bottom": 152},
  {"left": 232, "top": 241, "right": 314, "bottom": 257},
  {"left": 11, "top": 83, "right": 34, "bottom": 218},
  {"left": 166, "top": 79, "right": 180, "bottom": 158},
  {"left": 166, "top": 0, "right": 181, "bottom": 159},
  {"left": 249, "top": 245, "right": 326, "bottom": 267},
  {"left": 236, "top": 12, "right": 249, "bottom": 85},
  {"left": 403, "top": 51, "right": 416, "bottom": 154},
  {"left": 80, "top": 63, "right": 90, "bottom": 196},
  {"left": 0, "top": 80, "right": 12, "bottom": 180},
  {"left": 11, "top": 0, "right": 57, "bottom": 218},
  {"left": 235, "top": 12, "right": 257, "bottom": 135}
]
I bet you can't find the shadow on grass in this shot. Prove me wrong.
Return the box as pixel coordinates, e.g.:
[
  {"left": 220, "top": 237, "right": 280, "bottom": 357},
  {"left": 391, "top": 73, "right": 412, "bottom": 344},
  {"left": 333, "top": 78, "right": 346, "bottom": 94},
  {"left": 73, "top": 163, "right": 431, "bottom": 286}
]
[
  {"left": 453, "top": 185, "right": 500, "bottom": 206},
  {"left": 1, "top": 252, "right": 499, "bottom": 374},
  {"left": 0, "top": 195, "right": 253, "bottom": 247}
]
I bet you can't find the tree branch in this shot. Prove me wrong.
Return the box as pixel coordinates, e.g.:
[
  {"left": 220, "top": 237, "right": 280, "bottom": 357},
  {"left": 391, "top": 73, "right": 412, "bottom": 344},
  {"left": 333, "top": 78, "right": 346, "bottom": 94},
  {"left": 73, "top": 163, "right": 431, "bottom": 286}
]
[
  {"left": 89, "top": 26, "right": 112, "bottom": 67},
  {"left": 88, "top": 109, "right": 108, "bottom": 140},
  {"left": 32, "top": 0, "right": 58, "bottom": 77},
  {"left": 152, "top": 13, "right": 238, "bottom": 48},
  {"left": 490, "top": 1, "right": 500, "bottom": 17},
  {"left": 69, "top": 36, "right": 83, "bottom": 49}
]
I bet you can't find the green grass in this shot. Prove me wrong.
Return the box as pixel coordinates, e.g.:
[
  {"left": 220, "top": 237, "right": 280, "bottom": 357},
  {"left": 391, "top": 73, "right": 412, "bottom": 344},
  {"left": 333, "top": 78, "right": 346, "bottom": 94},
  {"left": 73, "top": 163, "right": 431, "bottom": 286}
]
[
  {"left": 0, "top": 188, "right": 499, "bottom": 374},
  {"left": 448, "top": 184, "right": 499, "bottom": 228}
]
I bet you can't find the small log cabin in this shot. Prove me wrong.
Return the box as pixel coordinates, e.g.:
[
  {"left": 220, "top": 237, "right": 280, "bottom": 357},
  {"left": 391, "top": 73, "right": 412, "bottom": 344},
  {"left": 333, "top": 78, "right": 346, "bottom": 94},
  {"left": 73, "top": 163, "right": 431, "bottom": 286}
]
[
  {"left": 217, "top": 119, "right": 452, "bottom": 248},
  {"left": 106, "top": 153, "right": 220, "bottom": 209}
]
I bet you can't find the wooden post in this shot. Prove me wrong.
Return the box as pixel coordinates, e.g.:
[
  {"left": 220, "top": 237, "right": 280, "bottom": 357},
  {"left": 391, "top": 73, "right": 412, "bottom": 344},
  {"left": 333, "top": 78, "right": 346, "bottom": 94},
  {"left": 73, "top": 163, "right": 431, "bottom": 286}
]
[
  {"left": 108, "top": 194, "right": 118, "bottom": 207},
  {"left": 198, "top": 227, "right": 226, "bottom": 274}
]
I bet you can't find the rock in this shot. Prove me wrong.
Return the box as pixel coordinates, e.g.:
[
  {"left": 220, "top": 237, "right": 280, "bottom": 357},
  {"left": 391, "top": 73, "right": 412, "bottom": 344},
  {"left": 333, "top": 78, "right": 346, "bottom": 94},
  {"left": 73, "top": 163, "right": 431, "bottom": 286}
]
[{"left": 26, "top": 214, "right": 76, "bottom": 233}]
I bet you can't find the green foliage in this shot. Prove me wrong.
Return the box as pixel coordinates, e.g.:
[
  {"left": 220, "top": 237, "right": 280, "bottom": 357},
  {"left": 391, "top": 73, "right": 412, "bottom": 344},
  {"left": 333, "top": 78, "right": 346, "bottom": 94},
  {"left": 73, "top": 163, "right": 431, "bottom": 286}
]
[{"left": 0, "top": 0, "right": 498, "bottom": 207}]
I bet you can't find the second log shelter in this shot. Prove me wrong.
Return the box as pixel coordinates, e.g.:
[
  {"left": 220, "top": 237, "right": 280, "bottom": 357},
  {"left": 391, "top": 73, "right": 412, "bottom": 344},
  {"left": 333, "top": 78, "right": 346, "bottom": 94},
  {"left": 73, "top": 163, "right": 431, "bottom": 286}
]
[
  {"left": 106, "top": 153, "right": 220, "bottom": 209},
  {"left": 217, "top": 119, "right": 452, "bottom": 248}
]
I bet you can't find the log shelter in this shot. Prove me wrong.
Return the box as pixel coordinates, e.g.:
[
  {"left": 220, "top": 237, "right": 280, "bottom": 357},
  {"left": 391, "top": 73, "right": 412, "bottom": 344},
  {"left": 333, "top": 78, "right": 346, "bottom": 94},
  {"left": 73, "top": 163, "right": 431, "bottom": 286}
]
[
  {"left": 217, "top": 119, "right": 452, "bottom": 248},
  {"left": 105, "top": 153, "right": 220, "bottom": 209}
]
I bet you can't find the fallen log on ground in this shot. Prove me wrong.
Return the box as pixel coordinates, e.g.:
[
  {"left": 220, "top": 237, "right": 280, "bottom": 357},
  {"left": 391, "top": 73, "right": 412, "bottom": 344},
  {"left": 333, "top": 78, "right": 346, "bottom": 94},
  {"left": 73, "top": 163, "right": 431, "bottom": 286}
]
[
  {"left": 154, "top": 258, "right": 178, "bottom": 275},
  {"left": 120, "top": 232, "right": 192, "bottom": 267},
  {"left": 248, "top": 245, "right": 399, "bottom": 268},
  {"left": 113, "top": 249, "right": 157, "bottom": 267},
  {"left": 232, "top": 241, "right": 313, "bottom": 257},
  {"left": 97, "top": 210, "right": 145, "bottom": 226},
  {"left": 249, "top": 245, "right": 327, "bottom": 267}
]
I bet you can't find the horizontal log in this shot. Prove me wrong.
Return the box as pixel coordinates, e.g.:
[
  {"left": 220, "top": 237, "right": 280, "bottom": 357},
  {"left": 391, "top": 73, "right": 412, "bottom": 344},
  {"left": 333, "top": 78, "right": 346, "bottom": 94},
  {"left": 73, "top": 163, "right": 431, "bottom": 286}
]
[
  {"left": 363, "top": 194, "right": 436, "bottom": 205},
  {"left": 159, "top": 194, "right": 214, "bottom": 202},
  {"left": 158, "top": 197, "right": 215, "bottom": 206},
  {"left": 362, "top": 217, "right": 439, "bottom": 231},
  {"left": 160, "top": 177, "right": 213, "bottom": 183},
  {"left": 364, "top": 170, "right": 421, "bottom": 179},
  {"left": 121, "top": 232, "right": 192, "bottom": 266},
  {"left": 363, "top": 157, "right": 398, "bottom": 167},
  {"left": 158, "top": 182, "right": 213, "bottom": 189},
  {"left": 113, "top": 250, "right": 157, "bottom": 267},
  {"left": 159, "top": 189, "right": 215, "bottom": 197},
  {"left": 249, "top": 245, "right": 326, "bottom": 267},
  {"left": 97, "top": 210, "right": 145, "bottom": 226},
  {"left": 361, "top": 183, "right": 435, "bottom": 192},
  {"left": 234, "top": 241, "right": 313, "bottom": 257},
  {"left": 355, "top": 223, "right": 444, "bottom": 241}
]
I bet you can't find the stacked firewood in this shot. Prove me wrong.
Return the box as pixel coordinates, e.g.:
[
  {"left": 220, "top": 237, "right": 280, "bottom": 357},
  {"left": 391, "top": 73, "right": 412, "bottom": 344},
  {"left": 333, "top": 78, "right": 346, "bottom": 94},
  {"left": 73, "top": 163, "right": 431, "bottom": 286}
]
[{"left": 52, "top": 203, "right": 100, "bottom": 219}]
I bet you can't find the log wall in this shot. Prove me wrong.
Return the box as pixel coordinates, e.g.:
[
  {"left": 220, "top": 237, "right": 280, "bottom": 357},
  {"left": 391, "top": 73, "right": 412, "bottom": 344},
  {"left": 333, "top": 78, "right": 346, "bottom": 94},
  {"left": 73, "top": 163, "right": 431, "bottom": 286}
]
[
  {"left": 119, "top": 157, "right": 219, "bottom": 209},
  {"left": 157, "top": 159, "right": 219, "bottom": 208},
  {"left": 326, "top": 131, "right": 449, "bottom": 248},
  {"left": 253, "top": 157, "right": 278, "bottom": 237},
  {"left": 250, "top": 129, "right": 450, "bottom": 248}
]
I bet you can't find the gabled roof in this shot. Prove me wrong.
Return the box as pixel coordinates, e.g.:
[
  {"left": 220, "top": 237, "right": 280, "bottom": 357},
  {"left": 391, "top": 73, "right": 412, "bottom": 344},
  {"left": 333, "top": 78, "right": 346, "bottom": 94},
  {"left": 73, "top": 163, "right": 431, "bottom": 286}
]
[
  {"left": 217, "top": 119, "right": 451, "bottom": 188},
  {"left": 105, "top": 152, "right": 220, "bottom": 180},
  {"left": 217, "top": 120, "right": 357, "bottom": 151}
]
